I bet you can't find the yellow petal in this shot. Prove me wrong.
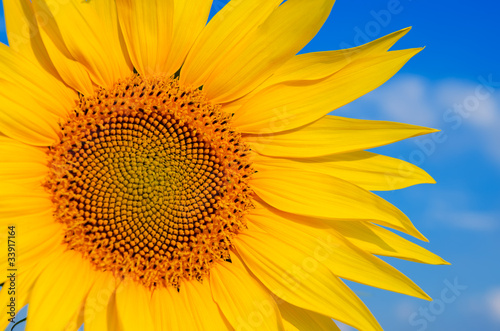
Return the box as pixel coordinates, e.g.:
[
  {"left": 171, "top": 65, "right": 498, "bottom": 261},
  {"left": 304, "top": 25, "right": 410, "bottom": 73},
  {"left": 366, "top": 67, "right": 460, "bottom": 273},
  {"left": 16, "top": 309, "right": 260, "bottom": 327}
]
[
  {"left": 26, "top": 250, "right": 95, "bottom": 331},
  {"left": 279, "top": 301, "right": 340, "bottom": 331},
  {"left": 0, "top": 259, "right": 53, "bottom": 331},
  {"left": 151, "top": 287, "right": 182, "bottom": 331},
  {"left": 235, "top": 230, "right": 382, "bottom": 331},
  {"left": 180, "top": 0, "right": 283, "bottom": 88},
  {"left": 84, "top": 271, "right": 120, "bottom": 331},
  {"left": 164, "top": 0, "right": 213, "bottom": 76},
  {"left": 248, "top": 202, "right": 431, "bottom": 300},
  {"left": 115, "top": 280, "right": 154, "bottom": 331},
  {"left": 0, "top": 182, "right": 52, "bottom": 219},
  {"left": 0, "top": 162, "right": 47, "bottom": 185},
  {"left": 0, "top": 137, "right": 47, "bottom": 163},
  {"left": 333, "top": 221, "right": 449, "bottom": 265},
  {"left": 210, "top": 254, "right": 284, "bottom": 331},
  {"left": 266, "top": 27, "right": 411, "bottom": 86},
  {"left": 220, "top": 27, "right": 411, "bottom": 117},
  {"left": 3, "top": 0, "right": 59, "bottom": 77},
  {"left": 0, "top": 137, "right": 48, "bottom": 183},
  {"left": 37, "top": 27, "right": 95, "bottom": 95},
  {"left": 251, "top": 168, "right": 427, "bottom": 240},
  {"left": 201, "top": 0, "right": 336, "bottom": 103},
  {"left": 0, "top": 84, "right": 60, "bottom": 146},
  {"left": 232, "top": 48, "right": 422, "bottom": 133},
  {"left": 177, "top": 280, "right": 232, "bottom": 330},
  {"left": 253, "top": 151, "right": 435, "bottom": 191},
  {"left": 245, "top": 115, "right": 437, "bottom": 158},
  {"left": 0, "top": 42, "right": 77, "bottom": 118},
  {"left": 32, "top": 0, "right": 132, "bottom": 88},
  {"left": 116, "top": 0, "right": 174, "bottom": 76}
]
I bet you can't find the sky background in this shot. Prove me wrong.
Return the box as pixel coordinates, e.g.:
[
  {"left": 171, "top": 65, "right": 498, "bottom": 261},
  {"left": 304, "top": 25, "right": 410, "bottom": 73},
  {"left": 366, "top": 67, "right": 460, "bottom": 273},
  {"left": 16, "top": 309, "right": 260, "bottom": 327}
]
[{"left": 1, "top": 0, "right": 499, "bottom": 330}]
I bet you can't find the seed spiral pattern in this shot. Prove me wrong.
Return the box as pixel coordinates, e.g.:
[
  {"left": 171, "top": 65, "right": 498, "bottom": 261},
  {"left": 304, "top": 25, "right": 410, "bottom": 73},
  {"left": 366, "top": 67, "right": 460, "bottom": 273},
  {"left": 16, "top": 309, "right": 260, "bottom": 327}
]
[{"left": 45, "top": 75, "right": 254, "bottom": 288}]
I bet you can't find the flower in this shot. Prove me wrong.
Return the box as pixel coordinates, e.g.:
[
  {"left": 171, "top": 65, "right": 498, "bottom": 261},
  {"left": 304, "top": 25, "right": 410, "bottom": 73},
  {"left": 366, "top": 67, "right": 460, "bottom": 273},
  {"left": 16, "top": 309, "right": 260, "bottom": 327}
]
[{"left": 0, "top": 0, "right": 447, "bottom": 330}]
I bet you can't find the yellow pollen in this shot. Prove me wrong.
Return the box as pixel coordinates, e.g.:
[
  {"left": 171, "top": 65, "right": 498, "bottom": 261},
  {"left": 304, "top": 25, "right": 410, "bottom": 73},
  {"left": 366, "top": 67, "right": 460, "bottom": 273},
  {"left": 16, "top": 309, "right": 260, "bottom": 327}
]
[{"left": 44, "top": 75, "right": 254, "bottom": 288}]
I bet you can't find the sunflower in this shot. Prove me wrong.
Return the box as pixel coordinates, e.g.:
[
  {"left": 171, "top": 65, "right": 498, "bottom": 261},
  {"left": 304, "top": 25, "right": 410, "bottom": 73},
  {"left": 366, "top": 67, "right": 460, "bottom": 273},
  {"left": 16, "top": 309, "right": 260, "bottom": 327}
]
[{"left": 0, "top": 0, "right": 447, "bottom": 330}]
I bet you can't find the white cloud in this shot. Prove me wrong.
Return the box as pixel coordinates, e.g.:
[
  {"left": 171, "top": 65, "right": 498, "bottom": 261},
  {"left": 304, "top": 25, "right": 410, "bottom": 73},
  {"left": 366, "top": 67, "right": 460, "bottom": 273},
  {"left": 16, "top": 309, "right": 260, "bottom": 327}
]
[{"left": 487, "top": 288, "right": 500, "bottom": 323}]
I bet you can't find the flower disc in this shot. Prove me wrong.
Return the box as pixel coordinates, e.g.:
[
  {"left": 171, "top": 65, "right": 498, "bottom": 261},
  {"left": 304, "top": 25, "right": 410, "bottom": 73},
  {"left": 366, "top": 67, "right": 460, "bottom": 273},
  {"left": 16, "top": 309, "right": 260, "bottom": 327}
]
[{"left": 44, "top": 75, "right": 254, "bottom": 288}]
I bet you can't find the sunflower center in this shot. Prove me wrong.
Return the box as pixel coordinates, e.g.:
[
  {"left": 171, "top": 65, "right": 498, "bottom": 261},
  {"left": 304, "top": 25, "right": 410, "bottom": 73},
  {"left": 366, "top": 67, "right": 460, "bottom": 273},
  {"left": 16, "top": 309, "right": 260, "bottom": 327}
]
[{"left": 44, "top": 75, "right": 253, "bottom": 288}]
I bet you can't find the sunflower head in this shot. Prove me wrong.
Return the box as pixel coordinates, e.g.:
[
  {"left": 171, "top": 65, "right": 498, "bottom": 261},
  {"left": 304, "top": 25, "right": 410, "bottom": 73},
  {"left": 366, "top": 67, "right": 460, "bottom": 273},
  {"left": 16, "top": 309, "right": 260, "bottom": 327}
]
[{"left": 0, "top": 0, "right": 447, "bottom": 330}]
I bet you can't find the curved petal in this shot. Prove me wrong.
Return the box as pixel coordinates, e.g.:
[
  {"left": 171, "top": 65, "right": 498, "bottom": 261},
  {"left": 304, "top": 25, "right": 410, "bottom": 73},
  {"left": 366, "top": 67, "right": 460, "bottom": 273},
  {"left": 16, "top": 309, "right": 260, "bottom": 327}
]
[
  {"left": 201, "top": 0, "right": 336, "bottom": 103},
  {"left": 220, "top": 27, "right": 411, "bottom": 116},
  {"left": 164, "top": 0, "right": 213, "bottom": 76},
  {"left": 26, "top": 250, "right": 96, "bottom": 331},
  {"left": 210, "top": 254, "right": 284, "bottom": 330},
  {"left": 0, "top": 182, "right": 52, "bottom": 219},
  {"left": 177, "top": 280, "right": 232, "bottom": 330},
  {"left": 0, "top": 83, "right": 60, "bottom": 146},
  {"left": 0, "top": 252, "right": 56, "bottom": 331},
  {"left": 265, "top": 27, "right": 411, "bottom": 86},
  {"left": 332, "top": 222, "right": 449, "bottom": 265},
  {"left": 235, "top": 229, "right": 382, "bottom": 331},
  {"left": 247, "top": 202, "right": 431, "bottom": 300},
  {"left": 251, "top": 168, "right": 427, "bottom": 240},
  {"left": 0, "top": 42, "right": 77, "bottom": 118},
  {"left": 252, "top": 151, "right": 435, "bottom": 191},
  {"left": 180, "top": 0, "right": 282, "bottom": 88},
  {"left": 245, "top": 115, "right": 437, "bottom": 158},
  {"left": 232, "top": 48, "right": 421, "bottom": 134},
  {"left": 115, "top": 280, "right": 154, "bottom": 331},
  {"left": 0, "top": 136, "right": 48, "bottom": 183},
  {"left": 3, "top": 0, "right": 59, "bottom": 77},
  {"left": 279, "top": 301, "right": 341, "bottom": 331},
  {"left": 150, "top": 287, "right": 182, "bottom": 331},
  {"left": 32, "top": 0, "right": 132, "bottom": 88},
  {"left": 84, "top": 271, "right": 120, "bottom": 331},
  {"left": 37, "top": 26, "right": 95, "bottom": 95},
  {"left": 116, "top": 0, "right": 174, "bottom": 76}
]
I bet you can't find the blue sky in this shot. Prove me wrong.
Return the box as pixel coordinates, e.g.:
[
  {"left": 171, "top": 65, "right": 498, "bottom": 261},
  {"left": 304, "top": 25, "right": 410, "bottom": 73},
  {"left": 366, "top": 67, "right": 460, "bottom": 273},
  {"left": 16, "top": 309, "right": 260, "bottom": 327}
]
[{"left": 1, "top": 0, "right": 499, "bottom": 330}]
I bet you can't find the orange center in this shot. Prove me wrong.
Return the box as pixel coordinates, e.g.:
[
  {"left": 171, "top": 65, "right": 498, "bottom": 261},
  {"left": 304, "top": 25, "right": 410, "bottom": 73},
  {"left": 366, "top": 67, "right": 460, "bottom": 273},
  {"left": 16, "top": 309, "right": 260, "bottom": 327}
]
[{"left": 44, "top": 75, "right": 254, "bottom": 288}]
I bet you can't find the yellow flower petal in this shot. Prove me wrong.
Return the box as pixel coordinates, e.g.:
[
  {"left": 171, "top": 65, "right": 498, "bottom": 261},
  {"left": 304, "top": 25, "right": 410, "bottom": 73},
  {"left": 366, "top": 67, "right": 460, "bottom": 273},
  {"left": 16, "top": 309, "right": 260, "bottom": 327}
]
[
  {"left": 199, "top": 0, "right": 336, "bottom": 103},
  {"left": 235, "top": 230, "right": 382, "bottom": 331},
  {"left": 0, "top": 182, "right": 52, "bottom": 219},
  {"left": 0, "top": 42, "right": 77, "bottom": 118},
  {"left": 0, "top": 262, "right": 51, "bottom": 331},
  {"left": 37, "top": 26, "right": 95, "bottom": 95},
  {"left": 279, "top": 301, "right": 341, "bottom": 331},
  {"left": 253, "top": 151, "right": 435, "bottom": 191},
  {"left": 178, "top": 280, "right": 232, "bottom": 330},
  {"left": 0, "top": 84, "right": 60, "bottom": 146},
  {"left": 84, "top": 271, "right": 118, "bottom": 331},
  {"left": 220, "top": 27, "right": 411, "bottom": 115},
  {"left": 0, "top": 137, "right": 48, "bottom": 183},
  {"left": 26, "top": 250, "right": 95, "bottom": 331},
  {"left": 115, "top": 280, "right": 154, "bottom": 331},
  {"left": 246, "top": 115, "right": 437, "bottom": 158},
  {"left": 116, "top": 0, "right": 174, "bottom": 76},
  {"left": 3, "top": 0, "right": 59, "bottom": 77},
  {"left": 333, "top": 221, "right": 449, "bottom": 265},
  {"left": 210, "top": 254, "right": 284, "bottom": 331},
  {"left": 252, "top": 168, "right": 427, "bottom": 240},
  {"left": 248, "top": 203, "right": 431, "bottom": 300},
  {"left": 232, "top": 48, "right": 422, "bottom": 133},
  {"left": 32, "top": 0, "right": 132, "bottom": 88},
  {"left": 165, "top": 0, "right": 213, "bottom": 76},
  {"left": 151, "top": 287, "right": 182, "bottom": 330},
  {"left": 180, "top": 0, "right": 283, "bottom": 88},
  {"left": 266, "top": 27, "right": 411, "bottom": 86}
]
